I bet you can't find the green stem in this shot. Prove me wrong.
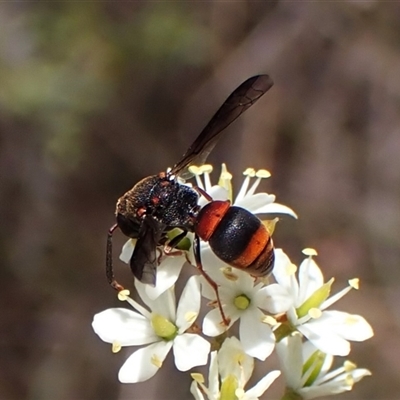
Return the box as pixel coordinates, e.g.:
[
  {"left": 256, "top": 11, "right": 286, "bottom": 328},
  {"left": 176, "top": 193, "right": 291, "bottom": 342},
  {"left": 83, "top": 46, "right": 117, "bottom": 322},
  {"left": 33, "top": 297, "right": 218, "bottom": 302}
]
[{"left": 280, "top": 388, "right": 303, "bottom": 400}]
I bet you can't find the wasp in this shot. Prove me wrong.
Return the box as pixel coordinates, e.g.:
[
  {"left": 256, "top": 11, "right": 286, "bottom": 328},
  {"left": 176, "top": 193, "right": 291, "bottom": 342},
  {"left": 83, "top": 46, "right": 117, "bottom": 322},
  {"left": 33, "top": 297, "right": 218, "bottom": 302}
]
[{"left": 106, "top": 75, "right": 274, "bottom": 323}]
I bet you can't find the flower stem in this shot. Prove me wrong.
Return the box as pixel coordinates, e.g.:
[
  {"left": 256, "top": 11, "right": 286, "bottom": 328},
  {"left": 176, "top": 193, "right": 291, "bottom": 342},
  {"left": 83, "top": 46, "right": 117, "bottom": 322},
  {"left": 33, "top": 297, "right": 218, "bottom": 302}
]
[{"left": 280, "top": 389, "right": 303, "bottom": 400}]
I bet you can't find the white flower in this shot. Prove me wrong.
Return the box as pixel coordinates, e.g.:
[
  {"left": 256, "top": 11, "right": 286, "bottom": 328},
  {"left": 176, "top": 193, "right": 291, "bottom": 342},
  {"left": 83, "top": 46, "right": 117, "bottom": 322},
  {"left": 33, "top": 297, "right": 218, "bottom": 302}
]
[
  {"left": 119, "top": 238, "right": 190, "bottom": 299},
  {"left": 191, "top": 163, "right": 297, "bottom": 290},
  {"left": 201, "top": 269, "right": 276, "bottom": 361},
  {"left": 190, "top": 164, "right": 297, "bottom": 218},
  {"left": 276, "top": 333, "right": 371, "bottom": 399},
  {"left": 266, "top": 248, "right": 374, "bottom": 356},
  {"left": 92, "top": 276, "right": 210, "bottom": 383},
  {"left": 190, "top": 337, "right": 281, "bottom": 400}
]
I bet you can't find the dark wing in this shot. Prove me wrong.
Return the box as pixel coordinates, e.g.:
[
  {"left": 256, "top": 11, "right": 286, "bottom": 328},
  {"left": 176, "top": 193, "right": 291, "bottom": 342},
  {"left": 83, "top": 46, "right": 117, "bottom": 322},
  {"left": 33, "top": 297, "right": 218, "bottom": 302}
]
[
  {"left": 130, "top": 215, "right": 166, "bottom": 285},
  {"left": 170, "top": 75, "right": 273, "bottom": 179}
]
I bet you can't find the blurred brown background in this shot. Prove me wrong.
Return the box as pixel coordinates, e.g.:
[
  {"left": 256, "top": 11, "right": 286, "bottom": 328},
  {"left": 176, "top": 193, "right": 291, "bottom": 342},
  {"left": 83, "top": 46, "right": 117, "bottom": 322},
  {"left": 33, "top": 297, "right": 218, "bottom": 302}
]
[{"left": 1, "top": 2, "right": 399, "bottom": 400}]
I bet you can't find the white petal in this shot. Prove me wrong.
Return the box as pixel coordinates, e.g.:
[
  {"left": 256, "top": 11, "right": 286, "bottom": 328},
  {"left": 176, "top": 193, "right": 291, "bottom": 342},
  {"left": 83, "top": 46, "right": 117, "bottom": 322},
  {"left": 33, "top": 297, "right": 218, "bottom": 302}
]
[
  {"left": 272, "top": 249, "right": 299, "bottom": 298},
  {"left": 302, "top": 369, "right": 370, "bottom": 399},
  {"left": 92, "top": 308, "right": 157, "bottom": 345},
  {"left": 321, "top": 311, "right": 374, "bottom": 341},
  {"left": 351, "top": 368, "right": 372, "bottom": 381},
  {"left": 176, "top": 276, "right": 201, "bottom": 332},
  {"left": 302, "top": 341, "right": 334, "bottom": 375},
  {"left": 119, "top": 239, "right": 135, "bottom": 264},
  {"left": 234, "top": 269, "right": 257, "bottom": 293},
  {"left": 200, "top": 275, "right": 220, "bottom": 301},
  {"left": 255, "top": 284, "right": 293, "bottom": 313},
  {"left": 203, "top": 308, "right": 232, "bottom": 337},
  {"left": 297, "top": 257, "right": 324, "bottom": 306},
  {"left": 173, "top": 333, "right": 211, "bottom": 371},
  {"left": 118, "top": 341, "right": 172, "bottom": 383},
  {"left": 299, "top": 370, "right": 368, "bottom": 400},
  {"left": 239, "top": 308, "right": 275, "bottom": 361},
  {"left": 190, "top": 381, "right": 206, "bottom": 400},
  {"left": 275, "top": 334, "right": 303, "bottom": 389},
  {"left": 200, "top": 245, "right": 230, "bottom": 283},
  {"left": 140, "top": 256, "right": 184, "bottom": 300},
  {"left": 198, "top": 186, "right": 228, "bottom": 206},
  {"left": 244, "top": 370, "right": 281, "bottom": 398},
  {"left": 250, "top": 200, "right": 298, "bottom": 219},
  {"left": 208, "top": 351, "right": 220, "bottom": 397},
  {"left": 218, "top": 337, "right": 254, "bottom": 383},
  {"left": 135, "top": 281, "right": 176, "bottom": 322},
  {"left": 234, "top": 193, "right": 275, "bottom": 212},
  {"left": 299, "top": 384, "right": 340, "bottom": 399},
  {"left": 297, "top": 322, "right": 351, "bottom": 356}
]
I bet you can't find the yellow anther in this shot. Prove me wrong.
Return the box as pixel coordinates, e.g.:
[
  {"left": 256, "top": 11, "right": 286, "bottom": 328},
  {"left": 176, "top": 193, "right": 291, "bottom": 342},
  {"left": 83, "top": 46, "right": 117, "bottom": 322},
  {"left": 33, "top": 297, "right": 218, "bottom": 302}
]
[
  {"left": 308, "top": 308, "right": 322, "bottom": 319},
  {"left": 188, "top": 165, "right": 202, "bottom": 175},
  {"left": 220, "top": 163, "right": 233, "bottom": 180},
  {"left": 191, "top": 373, "right": 205, "bottom": 383},
  {"left": 348, "top": 278, "right": 359, "bottom": 290},
  {"left": 344, "top": 360, "right": 357, "bottom": 371},
  {"left": 222, "top": 267, "right": 239, "bottom": 281},
  {"left": 261, "top": 315, "right": 278, "bottom": 326},
  {"left": 256, "top": 169, "right": 271, "bottom": 178},
  {"left": 243, "top": 168, "right": 256, "bottom": 177},
  {"left": 302, "top": 248, "right": 318, "bottom": 257},
  {"left": 117, "top": 290, "right": 131, "bottom": 301},
  {"left": 200, "top": 164, "right": 213, "bottom": 174},
  {"left": 112, "top": 341, "right": 122, "bottom": 353}
]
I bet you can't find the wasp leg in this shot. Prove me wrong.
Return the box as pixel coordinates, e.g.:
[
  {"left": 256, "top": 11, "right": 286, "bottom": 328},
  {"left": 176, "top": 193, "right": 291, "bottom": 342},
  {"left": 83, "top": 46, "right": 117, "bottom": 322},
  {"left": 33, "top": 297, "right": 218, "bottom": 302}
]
[
  {"left": 194, "top": 186, "right": 213, "bottom": 202},
  {"left": 164, "top": 229, "right": 188, "bottom": 252},
  {"left": 194, "top": 235, "right": 230, "bottom": 326},
  {"left": 106, "top": 223, "right": 125, "bottom": 292}
]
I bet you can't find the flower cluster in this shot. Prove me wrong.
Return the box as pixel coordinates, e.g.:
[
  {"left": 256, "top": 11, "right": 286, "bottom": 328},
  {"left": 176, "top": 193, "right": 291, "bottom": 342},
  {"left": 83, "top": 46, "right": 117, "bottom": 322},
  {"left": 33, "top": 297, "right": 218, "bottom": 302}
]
[{"left": 92, "top": 164, "right": 373, "bottom": 400}]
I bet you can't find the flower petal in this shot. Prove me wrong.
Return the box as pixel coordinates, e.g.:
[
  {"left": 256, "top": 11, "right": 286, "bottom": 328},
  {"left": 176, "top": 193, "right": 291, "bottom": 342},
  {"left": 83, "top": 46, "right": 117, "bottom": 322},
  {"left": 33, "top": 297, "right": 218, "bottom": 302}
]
[
  {"left": 203, "top": 308, "right": 232, "bottom": 337},
  {"left": 302, "top": 341, "right": 334, "bottom": 375},
  {"left": 200, "top": 244, "right": 229, "bottom": 283},
  {"left": 234, "top": 193, "right": 275, "bottom": 212},
  {"left": 320, "top": 311, "right": 374, "bottom": 341},
  {"left": 173, "top": 333, "right": 210, "bottom": 371},
  {"left": 239, "top": 308, "right": 275, "bottom": 361},
  {"left": 208, "top": 351, "right": 220, "bottom": 398},
  {"left": 137, "top": 255, "right": 184, "bottom": 300},
  {"left": 275, "top": 334, "right": 303, "bottom": 389},
  {"left": 135, "top": 281, "right": 176, "bottom": 322},
  {"left": 190, "top": 381, "right": 206, "bottom": 400},
  {"left": 253, "top": 202, "right": 298, "bottom": 219},
  {"left": 218, "top": 337, "right": 254, "bottom": 384},
  {"left": 119, "top": 239, "right": 135, "bottom": 263},
  {"left": 244, "top": 370, "right": 281, "bottom": 398},
  {"left": 234, "top": 269, "right": 257, "bottom": 293},
  {"left": 272, "top": 249, "right": 299, "bottom": 298},
  {"left": 297, "top": 322, "right": 351, "bottom": 356},
  {"left": 198, "top": 186, "right": 228, "bottom": 206},
  {"left": 176, "top": 276, "right": 201, "bottom": 332},
  {"left": 118, "top": 341, "right": 172, "bottom": 383},
  {"left": 92, "top": 308, "right": 157, "bottom": 346},
  {"left": 255, "top": 284, "right": 293, "bottom": 313},
  {"left": 297, "top": 257, "right": 324, "bottom": 306}
]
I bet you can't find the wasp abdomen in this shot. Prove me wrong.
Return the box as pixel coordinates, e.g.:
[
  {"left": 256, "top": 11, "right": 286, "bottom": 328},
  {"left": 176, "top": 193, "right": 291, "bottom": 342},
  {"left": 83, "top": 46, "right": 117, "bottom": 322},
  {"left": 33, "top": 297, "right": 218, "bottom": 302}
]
[{"left": 196, "top": 202, "right": 274, "bottom": 277}]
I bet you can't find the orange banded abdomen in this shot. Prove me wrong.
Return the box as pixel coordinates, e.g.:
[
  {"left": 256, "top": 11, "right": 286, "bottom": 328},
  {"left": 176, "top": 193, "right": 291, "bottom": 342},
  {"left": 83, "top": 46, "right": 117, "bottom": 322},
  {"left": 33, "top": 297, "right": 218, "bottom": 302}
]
[{"left": 195, "top": 201, "right": 274, "bottom": 277}]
